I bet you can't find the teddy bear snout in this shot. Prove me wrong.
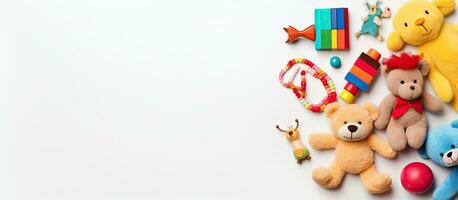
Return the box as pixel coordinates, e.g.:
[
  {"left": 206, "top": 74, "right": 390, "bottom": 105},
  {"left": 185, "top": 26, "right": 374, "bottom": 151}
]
[
  {"left": 415, "top": 18, "right": 425, "bottom": 26},
  {"left": 442, "top": 149, "right": 458, "bottom": 167},
  {"left": 337, "top": 122, "right": 368, "bottom": 141},
  {"left": 348, "top": 125, "right": 358, "bottom": 133},
  {"left": 398, "top": 83, "right": 422, "bottom": 100}
]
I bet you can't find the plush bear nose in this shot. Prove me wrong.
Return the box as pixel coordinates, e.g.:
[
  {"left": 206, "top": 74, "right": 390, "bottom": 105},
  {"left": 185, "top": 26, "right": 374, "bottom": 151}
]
[
  {"left": 447, "top": 151, "right": 453, "bottom": 158},
  {"left": 410, "top": 86, "right": 415, "bottom": 90},
  {"left": 415, "top": 18, "right": 425, "bottom": 26},
  {"left": 347, "top": 125, "right": 358, "bottom": 133}
]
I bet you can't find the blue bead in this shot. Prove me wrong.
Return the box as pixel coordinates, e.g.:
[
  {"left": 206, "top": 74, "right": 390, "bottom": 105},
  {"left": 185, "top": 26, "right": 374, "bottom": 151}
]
[{"left": 330, "top": 56, "right": 341, "bottom": 68}]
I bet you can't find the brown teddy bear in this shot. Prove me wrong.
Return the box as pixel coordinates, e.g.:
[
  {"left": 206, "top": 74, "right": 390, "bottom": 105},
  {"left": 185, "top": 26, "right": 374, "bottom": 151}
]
[
  {"left": 309, "top": 103, "right": 396, "bottom": 194},
  {"left": 374, "top": 53, "right": 443, "bottom": 151}
]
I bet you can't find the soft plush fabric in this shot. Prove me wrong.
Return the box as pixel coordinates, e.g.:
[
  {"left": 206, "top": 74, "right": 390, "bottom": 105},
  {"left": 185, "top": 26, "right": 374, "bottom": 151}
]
[
  {"left": 386, "top": 0, "right": 458, "bottom": 112},
  {"left": 355, "top": 0, "right": 391, "bottom": 40},
  {"left": 419, "top": 120, "right": 458, "bottom": 200},
  {"left": 375, "top": 53, "right": 443, "bottom": 151},
  {"left": 309, "top": 103, "right": 396, "bottom": 194}
]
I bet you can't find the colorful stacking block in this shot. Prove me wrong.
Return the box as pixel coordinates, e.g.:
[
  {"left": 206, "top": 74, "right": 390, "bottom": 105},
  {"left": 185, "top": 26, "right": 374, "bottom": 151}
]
[
  {"left": 283, "top": 7, "right": 349, "bottom": 51},
  {"left": 343, "top": 8, "right": 349, "bottom": 49},
  {"left": 339, "top": 49, "right": 381, "bottom": 103},
  {"left": 337, "top": 29, "right": 345, "bottom": 49},
  {"left": 331, "top": 30, "right": 337, "bottom": 50},
  {"left": 314, "top": 8, "right": 349, "bottom": 51},
  {"left": 331, "top": 9, "right": 338, "bottom": 29},
  {"left": 321, "top": 30, "right": 332, "bottom": 50},
  {"left": 337, "top": 8, "right": 345, "bottom": 29}
]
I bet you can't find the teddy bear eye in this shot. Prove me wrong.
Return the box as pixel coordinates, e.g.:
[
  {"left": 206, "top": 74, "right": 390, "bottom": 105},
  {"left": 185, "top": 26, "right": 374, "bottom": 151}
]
[
  {"left": 400, "top": 80, "right": 405, "bottom": 84},
  {"left": 452, "top": 144, "right": 456, "bottom": 149},
  {"left": 344, "top": 121, "right": 348, "bottom": 124},
  {"left": 404, "top": 22, "right": 408, "bottom": 27},
  {"left": 413, "top": 80, "right": 417, "bottom": 83},
  {"left": 358, "top": 121, "right": 362, "bottom": 125},
  {"left": 425, "top": 10, "right": 429, "bottom": 14},
  {"left": 440, "top": 153, "right": 444, "bottom": 157}
]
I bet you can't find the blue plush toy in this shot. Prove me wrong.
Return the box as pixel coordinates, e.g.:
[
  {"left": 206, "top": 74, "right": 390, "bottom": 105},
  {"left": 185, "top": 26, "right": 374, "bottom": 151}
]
[{"left": 419, "top": 120, "right": 458, "bottom": 200}]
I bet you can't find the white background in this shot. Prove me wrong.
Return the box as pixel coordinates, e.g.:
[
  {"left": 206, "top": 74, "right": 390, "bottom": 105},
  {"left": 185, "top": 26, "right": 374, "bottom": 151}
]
[{"left": 2, "top": 0, "right": 458, "bottom": 199}]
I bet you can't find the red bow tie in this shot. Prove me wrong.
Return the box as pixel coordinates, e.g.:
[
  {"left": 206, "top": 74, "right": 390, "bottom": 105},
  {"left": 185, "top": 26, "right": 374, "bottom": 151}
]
[{"left": 392, "top": 97, "right": 423, "bottom": 119}]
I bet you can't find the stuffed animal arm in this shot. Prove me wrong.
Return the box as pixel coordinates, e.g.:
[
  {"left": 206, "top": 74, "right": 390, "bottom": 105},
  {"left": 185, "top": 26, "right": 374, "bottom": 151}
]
[
  {"left": 380, "top": 7, "right": 391, "bottom": 17},
  {"left": 374, "top": 94, "right": 396, "bottom": 129},
  {"left": 368, "top": 135, "right": 397, "bottom": 158},
  {"left": 374, "top": 17, "right": 382, "bottom": 26},
  {"left": 433, "top": 169, "right": 458, "bottom": 200},
  {"left": 423, "top": 92, "right": 444, "bottom": 112},
  {"left": 421, "top": 52, "right": 454, "bottom": 102},
  {"left": 309, "top": 134, "right": 338, "bottom": 150},
  {"left": 417, "top": 60, "right": 444, "bottom": 112},
  {"left": 386, "top": 32, "right": 404, "bottom": 51}
]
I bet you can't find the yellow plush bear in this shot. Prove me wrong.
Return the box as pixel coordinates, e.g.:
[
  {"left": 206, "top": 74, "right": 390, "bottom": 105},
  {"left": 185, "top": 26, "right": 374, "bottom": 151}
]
[{"left": 387, "top": 0, "right": 458, "bottom": 112}]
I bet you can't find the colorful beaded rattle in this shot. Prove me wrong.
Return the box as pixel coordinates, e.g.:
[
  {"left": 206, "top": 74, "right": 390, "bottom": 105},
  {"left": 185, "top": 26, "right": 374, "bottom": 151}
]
[{"left": 279, "top": 58, "right": 337, "bottom": 112}]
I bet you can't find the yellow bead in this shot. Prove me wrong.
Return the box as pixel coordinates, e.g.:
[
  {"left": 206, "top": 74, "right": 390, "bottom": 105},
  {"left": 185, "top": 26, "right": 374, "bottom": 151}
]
[{"left": 339, "top": 90, "right": 354, "bottom": 103}]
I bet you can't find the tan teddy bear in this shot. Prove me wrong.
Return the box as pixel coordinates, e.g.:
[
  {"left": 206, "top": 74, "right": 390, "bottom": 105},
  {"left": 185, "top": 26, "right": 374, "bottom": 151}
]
[
  {"left": 374, "top": 53, "right": 443, "bottom": 151},
  {"left": 309, "top": 103, "right": 396, "bottom": 194}
]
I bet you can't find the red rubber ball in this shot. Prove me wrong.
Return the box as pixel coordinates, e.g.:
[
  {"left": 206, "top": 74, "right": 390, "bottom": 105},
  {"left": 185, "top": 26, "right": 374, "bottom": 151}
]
[{"left": 400, "top": 162, "right": 433, "bottom": 194}]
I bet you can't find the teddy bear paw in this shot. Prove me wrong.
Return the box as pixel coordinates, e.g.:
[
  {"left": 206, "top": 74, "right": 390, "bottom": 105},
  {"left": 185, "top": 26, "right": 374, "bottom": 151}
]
[
  {"left": 312, "top": 168, "right": 333, "bottom": 187},
  {"left": 407, "top": 136, "right": 426, "bottom": 149},
  {"left": 386, "top": 150, "right": 397, "bottom": 159},
  {"left": 406, "top": 127, "right": 427, "bottom": 149},
  {"left": 363, "top": 174, "right": 392, "bottom": 194},
  {"left": 388, "top": 137, "right": 407, "bottom": 151},
  {"left": 374, "top": 118, "right": 388, "bottom": 130}
]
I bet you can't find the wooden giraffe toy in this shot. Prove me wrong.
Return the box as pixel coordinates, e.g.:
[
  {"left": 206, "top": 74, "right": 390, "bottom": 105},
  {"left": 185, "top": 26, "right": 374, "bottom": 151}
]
[{"left": 276, "top": 119, "right": 311, "bottom": 164}]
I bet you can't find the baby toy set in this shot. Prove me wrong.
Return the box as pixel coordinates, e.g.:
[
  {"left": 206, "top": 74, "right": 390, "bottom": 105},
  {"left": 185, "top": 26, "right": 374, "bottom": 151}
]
[{"left": 275, "top": 0, "right": 458, "bottom": 199}]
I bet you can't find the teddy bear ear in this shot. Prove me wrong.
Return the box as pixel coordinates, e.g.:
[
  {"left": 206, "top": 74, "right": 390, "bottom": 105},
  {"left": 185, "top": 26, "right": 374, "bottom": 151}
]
[
  {"left": 387, "top": 31, "right": 405, "bottom": 51},
  {"left": 363, "top": 103, "right": 379, "bottom": 120},
  {"left": 432, "top": 0, "right": 456, "bottom": 16},
  {"left": 324, "top": 102, "right": 340, "bottom": 118},
  {"left": 418, "top": 60, "right": 429, "bottom": 76}
]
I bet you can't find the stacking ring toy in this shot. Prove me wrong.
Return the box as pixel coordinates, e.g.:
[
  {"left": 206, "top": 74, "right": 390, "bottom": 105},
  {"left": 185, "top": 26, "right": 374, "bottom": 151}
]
[{"left": 279, "top": 58, "right": 337, "bottom": 112}]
